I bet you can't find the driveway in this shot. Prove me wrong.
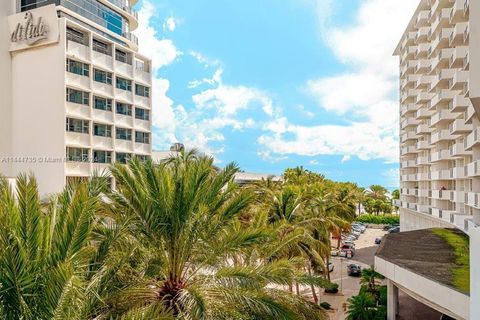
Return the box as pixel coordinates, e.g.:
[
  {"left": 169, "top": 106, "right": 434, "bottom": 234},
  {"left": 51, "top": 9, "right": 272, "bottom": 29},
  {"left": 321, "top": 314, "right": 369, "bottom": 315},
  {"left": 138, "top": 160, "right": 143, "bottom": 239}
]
[{"left": 321, "top": 228, "right": 387, "bottom": 320}]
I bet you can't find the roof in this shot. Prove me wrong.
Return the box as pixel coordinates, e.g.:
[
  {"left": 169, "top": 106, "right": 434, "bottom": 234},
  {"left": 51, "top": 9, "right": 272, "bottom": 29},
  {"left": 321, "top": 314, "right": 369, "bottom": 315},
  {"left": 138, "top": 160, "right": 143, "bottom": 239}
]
[
  {"left": 234, "top": 172, "right": 282, "bottom": 184},
  {"left": 376, "top": 228, "right": 469, "bottom": 295}
]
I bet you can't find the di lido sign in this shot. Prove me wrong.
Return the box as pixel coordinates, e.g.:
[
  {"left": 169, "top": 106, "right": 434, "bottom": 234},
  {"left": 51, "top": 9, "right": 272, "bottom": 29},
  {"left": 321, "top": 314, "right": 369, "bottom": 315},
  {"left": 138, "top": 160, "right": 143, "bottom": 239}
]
[{"left": 8, "top": 5, "right": 59, "bottom": 52}]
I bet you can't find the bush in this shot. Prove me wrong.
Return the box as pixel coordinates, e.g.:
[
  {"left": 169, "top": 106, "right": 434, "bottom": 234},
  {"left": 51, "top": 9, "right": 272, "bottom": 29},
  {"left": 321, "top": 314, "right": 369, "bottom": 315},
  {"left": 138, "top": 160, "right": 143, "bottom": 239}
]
[
  {"left": 356, "top": 214, "right": 399, "bottom": 225},
  {"left": 319, "top": 302, "right": 331, "bottom": 310},
  {"left": 324, "top": 283, "right": 339, "bottom": 294}
]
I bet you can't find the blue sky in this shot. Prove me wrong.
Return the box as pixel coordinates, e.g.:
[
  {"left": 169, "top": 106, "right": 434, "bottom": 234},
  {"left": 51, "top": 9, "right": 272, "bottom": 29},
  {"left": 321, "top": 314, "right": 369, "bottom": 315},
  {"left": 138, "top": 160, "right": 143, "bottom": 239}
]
[{"left": 134, "top": 0, "right": 419, "bottom": 189}]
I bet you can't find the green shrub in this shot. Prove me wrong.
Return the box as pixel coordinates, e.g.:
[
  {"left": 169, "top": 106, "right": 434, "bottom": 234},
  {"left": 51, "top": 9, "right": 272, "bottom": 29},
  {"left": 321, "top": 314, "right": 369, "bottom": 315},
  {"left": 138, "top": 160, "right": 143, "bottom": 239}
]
[
  {"left": 356, "top": 214, "right": 399, "bottom": 225},
  {"left": 320, "top": 302, "right": 331, "bottom": 310}
]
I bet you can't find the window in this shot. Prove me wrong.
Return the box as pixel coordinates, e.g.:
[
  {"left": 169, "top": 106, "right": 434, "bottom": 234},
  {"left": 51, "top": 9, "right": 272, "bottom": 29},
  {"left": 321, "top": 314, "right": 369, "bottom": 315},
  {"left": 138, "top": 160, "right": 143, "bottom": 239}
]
[
  {"left": 135, "top": 59, "right": 150, "bottom": 73},
  {"left": 116, "top": 102, "right": 132, "bottom": 116},
  {"left": 66, "top": 59, "right": 89, "bottom": 77},
  {"left": 135, "top": 84, "right": 150, "bottom": 98},
  {"left": 93, "top": 38, "right": 111, "bottom": 55},
  {"left": 116, "top": 152, "right": 131, "bottom": 164},
  {"left": 135, "top": 131, "right": 150, "bottom": 144},
  {"left": 116, "top": 77, "right": 132, "bottom": 91},
  {"left": 94, "top": 123, "right": 112, "bottom": 137},
  {"left": 66, "top": 147, "right": 89, "bottom": 162},
  {"left": 93, "top": 150, "right": 112, "bottom": 164},
  {"left": 94, "top": 69, "right": 112, "bottom": 85},
  {"left": 94, "top": 96, "right": 112, "bottom": 111},
  {"left": 116, "top": 128, "right": 132, "bottom": 141},
  {"left": 66, "top": 88, "right": 89, "bottom": 105},
  {"left": 136, "top": 155, "right": 150, "bottom": 162},
  {"left": 135, "top": 108, "right": 150, "bottom": 121},
  {"left": 66, "top": 118, "right": 89, "bottom": 134},
  {"left": 115, "top": 49, "right": 131, "bottom": 64},
  {"left": 66, "top": 27, "right": 87, "bottom": 46}
]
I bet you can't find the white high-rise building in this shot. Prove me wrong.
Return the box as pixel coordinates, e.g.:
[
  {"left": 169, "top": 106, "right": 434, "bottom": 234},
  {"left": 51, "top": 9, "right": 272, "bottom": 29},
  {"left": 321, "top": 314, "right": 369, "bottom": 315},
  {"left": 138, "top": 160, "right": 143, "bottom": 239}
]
[
  {"left": 376, "top": 0, "right": 480, "bottom": 319},
  {"left": 0, "top": 0, "right": 152, "bottom": 195}
]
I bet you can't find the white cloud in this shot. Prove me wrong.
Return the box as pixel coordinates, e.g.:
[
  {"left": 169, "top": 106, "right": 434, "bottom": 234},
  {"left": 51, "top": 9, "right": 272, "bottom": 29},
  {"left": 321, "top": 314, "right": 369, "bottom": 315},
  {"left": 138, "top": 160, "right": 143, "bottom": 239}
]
[
  {"left": 382, "top": 168, "right": 400, "bottom": 188},
  {"left": 163, "top": 17, "right": 177, "bottom": 32},
  {"left": 134, "top": 1, "right": 182, "bottom": 149},
  {"left": 258, "top": 121, "right": 398, "bottom": 163},
  {"left": 259, "top": 0, "right": 418, "bottom": 164}
]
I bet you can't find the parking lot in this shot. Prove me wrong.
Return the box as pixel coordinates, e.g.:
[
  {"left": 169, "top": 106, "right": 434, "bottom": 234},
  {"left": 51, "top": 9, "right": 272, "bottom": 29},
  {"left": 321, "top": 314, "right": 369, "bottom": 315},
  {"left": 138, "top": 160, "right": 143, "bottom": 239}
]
[{"left": 321, "top": 227, "right": 388, "bottom": 320}]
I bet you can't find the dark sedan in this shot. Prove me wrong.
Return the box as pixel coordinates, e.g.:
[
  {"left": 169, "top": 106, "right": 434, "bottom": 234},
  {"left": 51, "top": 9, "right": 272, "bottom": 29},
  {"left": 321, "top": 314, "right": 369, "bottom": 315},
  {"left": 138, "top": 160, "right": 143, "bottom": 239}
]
[{"left": 347, "top": 264, "right": 362, "bottom": 277}]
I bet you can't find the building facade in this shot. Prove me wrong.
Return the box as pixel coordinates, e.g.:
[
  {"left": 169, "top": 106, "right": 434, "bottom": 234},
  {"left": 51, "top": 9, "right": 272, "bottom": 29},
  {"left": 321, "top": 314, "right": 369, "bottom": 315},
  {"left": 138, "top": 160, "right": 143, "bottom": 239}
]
[
  {"left": 0, "top": 0, "right": 152, "bottom": 195},
  {"left": 379, "top": 0, "right": 480, "bottom": 318}
]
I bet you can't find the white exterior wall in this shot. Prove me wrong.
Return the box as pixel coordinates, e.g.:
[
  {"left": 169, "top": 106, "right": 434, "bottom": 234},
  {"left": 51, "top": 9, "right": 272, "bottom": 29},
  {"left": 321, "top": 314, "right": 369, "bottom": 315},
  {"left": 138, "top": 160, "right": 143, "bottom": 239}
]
[
  {"left": 9, "top": 19, "right": 67, "bottom": 195},
  {"left": 0, "top": 1, "right": 13, "bottom": 178},
  {"left": 0, "top": 2, "right": 153, "bottom": 195}
]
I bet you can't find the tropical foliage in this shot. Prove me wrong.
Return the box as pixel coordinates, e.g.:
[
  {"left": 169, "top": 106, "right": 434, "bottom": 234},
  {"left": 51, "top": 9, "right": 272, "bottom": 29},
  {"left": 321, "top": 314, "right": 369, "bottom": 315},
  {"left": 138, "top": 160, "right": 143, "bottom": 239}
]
[
  {"left": 362, "top": 185, "right": 393, "bottom": 215},
  {"left": 355, "top": 214, "right": 399, "bottom": 225},
  {"left": 347, "top": 268, "right": 386, "bottom": 320},
  {"left": 0, "top": 154, "right": 390, "bottom": 319}
]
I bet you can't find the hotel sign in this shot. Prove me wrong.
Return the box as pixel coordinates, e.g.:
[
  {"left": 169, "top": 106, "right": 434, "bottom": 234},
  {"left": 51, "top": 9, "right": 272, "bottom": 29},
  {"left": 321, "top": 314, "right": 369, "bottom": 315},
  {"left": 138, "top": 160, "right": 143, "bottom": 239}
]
[{"left": 8, "top": 5, "right": 59, "bottom": 52}]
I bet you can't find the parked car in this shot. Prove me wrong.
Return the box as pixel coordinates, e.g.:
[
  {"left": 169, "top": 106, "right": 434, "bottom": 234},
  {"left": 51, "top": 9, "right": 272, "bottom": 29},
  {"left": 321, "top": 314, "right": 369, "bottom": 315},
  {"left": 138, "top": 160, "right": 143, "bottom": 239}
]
[
  {"left": 340, "top": 244, "right": 355, "bottom": 258},
  {"left": 383, "top": 223, "right": 399, "bottom": 231},
  {"left": 331, "top": 248, "right": 340, "bottom": 256},
  {"left": 347, "top": 264, "right": 362, "bottom": 276},
  {"left": 327, "top": 262, "right": 334, "bottom": 273},
  {"left": 388, "top": 226, "right": 400, "bottom": 233},
  {"left": 351, "top": 226, "right": 364, "bottom": 234},
  {"left": 352, "top": 223, "right": 366, "bottom": 233},
  {"left": 375, "top": 237, "right": 382, "bottom": 245}
]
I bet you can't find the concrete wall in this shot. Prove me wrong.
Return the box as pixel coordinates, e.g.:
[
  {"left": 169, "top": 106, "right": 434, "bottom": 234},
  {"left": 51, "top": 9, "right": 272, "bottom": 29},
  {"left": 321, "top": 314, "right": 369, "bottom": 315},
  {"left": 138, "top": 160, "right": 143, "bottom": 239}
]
[
  {"left": 0, "top": 1, "right": 14, "bottom": 178},
  {"left": 471, "top": 227, "right": 480, "bottom": 319},
  {"left": 400, "top": 208, "right": 452, "bottom": 232},
  {"left": 10, "top": 19, "right": 66, "bottom": 195}
]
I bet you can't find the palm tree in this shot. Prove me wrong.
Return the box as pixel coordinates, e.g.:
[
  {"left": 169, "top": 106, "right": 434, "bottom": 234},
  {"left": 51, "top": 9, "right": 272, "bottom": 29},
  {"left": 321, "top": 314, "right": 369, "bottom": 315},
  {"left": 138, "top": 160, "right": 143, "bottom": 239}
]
[
  {"left": 106, "top": 152, "right": 327, "bottom": 319},
  {"left": 366, "top": 185, "right": 388, "bottom": 200},
  {"left": 0, "top": 174, "right": 119, "bottom": 319},
  {"left": 346, "top": 292, "right": 377, "bottom": 320}
]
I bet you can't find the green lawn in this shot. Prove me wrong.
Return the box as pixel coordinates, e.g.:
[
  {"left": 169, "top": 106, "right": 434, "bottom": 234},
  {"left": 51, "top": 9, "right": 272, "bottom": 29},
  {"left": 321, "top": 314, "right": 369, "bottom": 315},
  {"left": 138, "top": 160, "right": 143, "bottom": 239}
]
[{"left": 432, "top": 229, "right": 470, "bottom": 293}]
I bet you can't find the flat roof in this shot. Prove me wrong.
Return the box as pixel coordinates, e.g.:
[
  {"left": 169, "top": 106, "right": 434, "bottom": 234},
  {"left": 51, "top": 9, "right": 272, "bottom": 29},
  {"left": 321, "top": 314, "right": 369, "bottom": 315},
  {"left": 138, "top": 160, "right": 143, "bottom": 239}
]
[{"left": 376, "top": 228, "right": 469, "bottom": 295}]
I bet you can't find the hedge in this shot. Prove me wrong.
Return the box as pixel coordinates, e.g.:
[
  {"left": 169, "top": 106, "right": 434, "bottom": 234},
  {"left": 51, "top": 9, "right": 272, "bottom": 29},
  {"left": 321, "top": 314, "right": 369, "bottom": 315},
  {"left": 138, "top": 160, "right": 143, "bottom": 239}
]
[{"left": 355, "top": 214, "right": 399, "bottom": 225}]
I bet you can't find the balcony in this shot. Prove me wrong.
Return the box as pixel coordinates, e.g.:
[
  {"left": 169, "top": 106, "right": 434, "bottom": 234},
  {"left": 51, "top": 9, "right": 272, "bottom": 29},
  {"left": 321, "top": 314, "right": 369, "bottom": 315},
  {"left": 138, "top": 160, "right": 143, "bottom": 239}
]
[
  {"left": 65, "top": 162, "right": 91, "bottom": 177},
  {"left": 430, "top": 110, "right": 457, "bottom": 126},
  {"left": 450, "top": 70, "right": 468, "bottom": 90},
  {"left": 66, "top": 72, "right": 90, "bottom": 91},
  {"left": 66, "top": 132, "right": 90, "bottom": 147},
  {"left": 449, "top": 22, "right": 469, "bottom": 46},
  {"left": 429, "top": 149, "right": 451, "bottom": 162},
  {"left": 431, "top": 28, "right": 453, "bottom": 53},
  {"left": 401, "top": 159, "right": 417, "bottom": 168},
  {"left": 416, "top": 156, "right": 429, "bottom": 166},
  {"left": 416, "top": 140, "right": 432, "bottom": 150},
  {"left": 449, "top": 118, "right": 472, "bottom": 134},
  {"left": 430, "top": 170, "right": 452, "bottom": 181},
  {"left": 430, "top": 8, "right": 452, "bottom": 35},
  {"left": 450, "top": 0, "right": 469, "bottom": 23},
  {"left": 414, "top": 60, "right": 431, "bottom": 74},
  {"left": 92, "top": 136, "right": 114, "bottom": 150},
  {"left": 449, "top": 46, "right": 468, "bottom": 69},
  {"left": 429, "top": 48, "right": 453, "bottom": 70},
  {"left": 466, "top": 192, "right": 480, "bottom": 209},
  {"left": 415, "top": 108, "right": 433, "bottom": 119},
  {"left": 451, "top": 190, "right": 465, "bottom": 202},
  {"left": 401, "top": 118, "right": 419, "bottom": 129},
  {"left": 401, "top": 145, "right": 418, "bottom": 156},
  {"left": 449, "top": 142, "right": 472, "bottom": 157},
  {"left": 401, "top": 130, "right": 418, "bottom": 142},
  {"left": 449, "top": 166, "right": 466, "bottom": 179},
  {"left": 430, "top": 129, "right": 456, "bottom": 144},
  {"left": 466, "top": 160, "right": 480, "bottom": 177},
  {"left": 431, "top": 189, "right": 452, "bottom": 199},
  {"left": 415, "top": 27, "right": 430, "bottom": 44},
  {"left": 430, "top": 69, "right": 455, "bottom": 91},
  {"left": 429, "top": 89, "right": 457, "bottom": 108},
  {"left": 449, "top": 95, "right": 470, "bottom": 112},
  {"left": 416, "top": 124, "right": 433, "bottom": 135},
  {"left": 416, "top": 10, "right": 430, "bottom": 27},
  {"left": 464, "top": 128, "right": 480, "bottom": 150}
]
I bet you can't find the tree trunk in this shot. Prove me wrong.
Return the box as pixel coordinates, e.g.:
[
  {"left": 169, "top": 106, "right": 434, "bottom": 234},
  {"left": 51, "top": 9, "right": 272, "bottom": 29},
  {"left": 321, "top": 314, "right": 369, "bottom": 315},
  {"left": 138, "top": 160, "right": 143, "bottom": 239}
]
[
  {"left": 307, "top": 267, "right": 319, "bottom": 304},
  {"left": 295, "top": 282, "right": 300, "bottom": 295}
]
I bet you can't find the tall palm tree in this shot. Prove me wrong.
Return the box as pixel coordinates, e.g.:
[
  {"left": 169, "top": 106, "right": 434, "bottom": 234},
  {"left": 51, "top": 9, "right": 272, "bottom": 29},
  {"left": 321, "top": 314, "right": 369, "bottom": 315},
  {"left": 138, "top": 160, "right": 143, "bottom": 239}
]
[
  {"left": 346, "top": 292, "right": 377, "bottom": 320},
  {"left": 106, "top": 153, "right": 327, "bottom": 319},
  {"left": 0, "top": 174, "right": 119, "bottom": 319}
]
